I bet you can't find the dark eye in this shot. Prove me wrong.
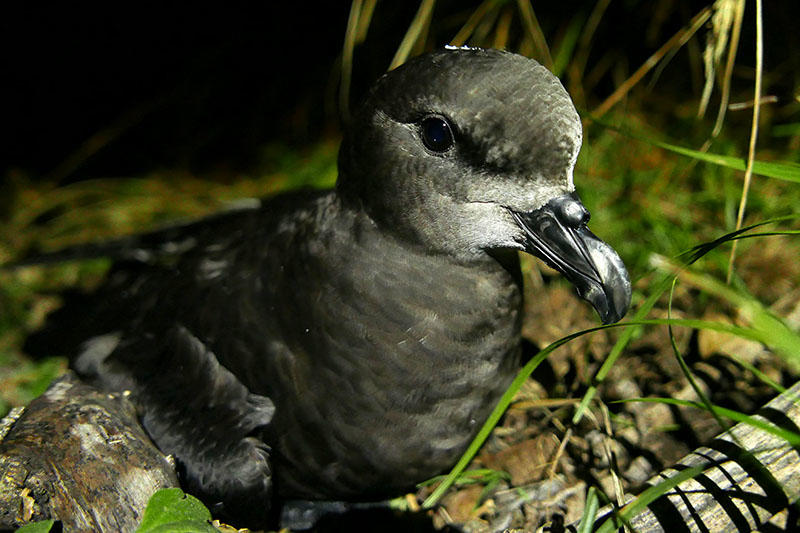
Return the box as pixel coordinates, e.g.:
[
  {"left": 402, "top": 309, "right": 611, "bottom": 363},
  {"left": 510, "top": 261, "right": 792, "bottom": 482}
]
[{"left": 420, "top": 115, "right": 454, "bottom": 153}]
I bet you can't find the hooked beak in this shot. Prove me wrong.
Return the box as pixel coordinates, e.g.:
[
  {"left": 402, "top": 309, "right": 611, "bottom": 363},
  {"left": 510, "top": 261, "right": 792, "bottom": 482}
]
[{"left": 511, "top": 193, "right": 631, "bottom": 324}]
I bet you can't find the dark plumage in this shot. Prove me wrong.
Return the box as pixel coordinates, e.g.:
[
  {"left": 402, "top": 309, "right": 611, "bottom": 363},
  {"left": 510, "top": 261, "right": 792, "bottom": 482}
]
[{"left": 24, "top": 48, "right": 631, "bottom": 527}]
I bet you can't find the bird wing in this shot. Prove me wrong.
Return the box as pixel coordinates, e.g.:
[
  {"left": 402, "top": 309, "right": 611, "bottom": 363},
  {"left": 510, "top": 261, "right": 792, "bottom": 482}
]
[
  {"left": 21, "top": 190, "right": 329, "bottom": 525},
  {"left": 22, "top": 189, "right": 326, "bottom": 361}
]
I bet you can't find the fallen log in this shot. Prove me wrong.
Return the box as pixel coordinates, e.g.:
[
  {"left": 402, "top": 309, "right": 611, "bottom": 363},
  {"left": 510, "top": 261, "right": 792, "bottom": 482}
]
[
  {"left": 0, "top": 372, "right": 178, "bottom": 531},
  {"left": 574, "top": 380, "right": 800, "bottom": 532}
]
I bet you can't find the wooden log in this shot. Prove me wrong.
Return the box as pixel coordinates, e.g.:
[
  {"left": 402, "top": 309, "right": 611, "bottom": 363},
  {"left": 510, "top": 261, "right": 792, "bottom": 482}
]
[
  {"left": 0, "top": 372, "right": 179, "bottom": 531},
  {"left": 579, "top": 381, "right": 800, "bottom": 532}
]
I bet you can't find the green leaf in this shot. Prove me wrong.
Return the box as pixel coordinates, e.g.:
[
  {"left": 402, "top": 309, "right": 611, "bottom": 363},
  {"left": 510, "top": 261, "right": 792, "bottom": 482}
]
[
  {"left": 137, "top": 520, "right": 219, "bottom": 533},
  {"left": 15, "top": 520, "right": 55, "bottom": 533},
  {"left": 136, "top": 488, "right": 217, "bottom": 533}
]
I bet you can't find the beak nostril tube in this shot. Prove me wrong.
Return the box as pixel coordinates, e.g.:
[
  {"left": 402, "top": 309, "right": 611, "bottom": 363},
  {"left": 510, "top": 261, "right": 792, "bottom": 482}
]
[
  {"left": 512, "top": 192, "right": 630, "bottom": 324},
  {"left": 552, "top": 193, "right": 591, "bottom": 228}
]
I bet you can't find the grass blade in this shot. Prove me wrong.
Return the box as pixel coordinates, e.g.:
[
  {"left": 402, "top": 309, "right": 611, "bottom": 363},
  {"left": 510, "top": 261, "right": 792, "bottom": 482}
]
[
  {"left": 616, "top": 397, "right": 800, "bottom": 447},
  {"left": 594, "top": 465, "right": 708, "bottom": 533},
  {"left": 591, "top": 116, "right": 800, "bottom": 183},
  {"left": 577, "top": 486, "right": 600, "bottom": 533},
  {"left": 727, "top": 0, "right": 764, "bottom": 282}
]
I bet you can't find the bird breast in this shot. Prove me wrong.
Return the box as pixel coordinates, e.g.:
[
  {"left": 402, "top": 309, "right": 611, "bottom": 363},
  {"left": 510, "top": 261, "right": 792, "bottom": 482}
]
[{"left": 253, "top": 208, "right": 524, "bottom": 498}]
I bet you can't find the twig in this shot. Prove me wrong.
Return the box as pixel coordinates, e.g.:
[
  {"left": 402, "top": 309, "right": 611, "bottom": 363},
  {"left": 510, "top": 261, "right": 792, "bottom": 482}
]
[
  {"left": 547, "top": 427, "right": 572, "bottom": 480},
  {"left": 728, "top": 95, "right": 777, "bottom": 111},
  {"left": 727, "top": 0, "right": 763, "bottom": 284},
  {"left": 710, "top": 0, "right": 746, "bottom": 138},
  {"left": 592, "top": 6, "right": 712, "bottom": 118},
  {"left": 449, "top": 0, "right": 499, "bottom": 47},
  {"left": 389, "top": 0, "right": 436, "bottom": 70},
  {"left": 340, "top": 0, "right": 364, "bottom": 123},
  {"left": 516, "top": 0, "right": 553, "bottom": 70}
]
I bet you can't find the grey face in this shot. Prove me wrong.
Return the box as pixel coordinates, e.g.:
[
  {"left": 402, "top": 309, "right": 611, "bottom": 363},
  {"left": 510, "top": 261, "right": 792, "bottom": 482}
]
[
  {"left": 338, "top": 47, "right": 630, "bottom": 323},
  {"left": 338, "top": 48, "right": 582, "bottom": 254}
]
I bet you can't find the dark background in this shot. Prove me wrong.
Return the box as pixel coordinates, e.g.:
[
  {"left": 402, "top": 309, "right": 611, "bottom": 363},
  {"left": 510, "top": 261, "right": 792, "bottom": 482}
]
[{"left": 2, "top": 2, "right": 798, "bottom": 185}]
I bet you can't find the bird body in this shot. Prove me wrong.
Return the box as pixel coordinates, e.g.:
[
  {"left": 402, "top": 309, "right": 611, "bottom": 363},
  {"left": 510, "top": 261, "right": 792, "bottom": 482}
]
[
  {"left": 24, "top": 48, "right": 631, "bottom": 527},
  {"left": 51, "top": 190, "right": 522, "bottom": 500}
]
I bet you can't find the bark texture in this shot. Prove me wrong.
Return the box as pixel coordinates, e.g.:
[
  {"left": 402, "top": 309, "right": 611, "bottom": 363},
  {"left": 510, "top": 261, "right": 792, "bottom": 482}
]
[
  {"left": 0, "top": 372, "right": 178, "bottom": 531},
  {"left": 581, "top": 380, "right": 800, "bottom": 532}
]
